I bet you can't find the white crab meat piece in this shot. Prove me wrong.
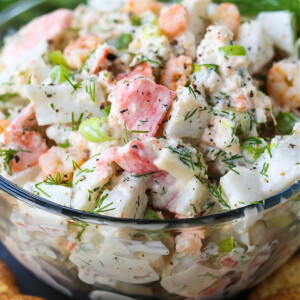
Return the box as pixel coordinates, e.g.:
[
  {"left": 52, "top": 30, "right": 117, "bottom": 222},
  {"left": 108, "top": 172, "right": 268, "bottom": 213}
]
[
  {"left": 24, "top": 78, "right": 106, "bottom": 126},
  {"left": 237, "top": 20, "right": 274, "bottom": 74},
  {"left": 163, "top": 86, "right": 210, "bottom": 140},
  {"left": 99, "top": 172, "right": 148, "bottom": 218}
]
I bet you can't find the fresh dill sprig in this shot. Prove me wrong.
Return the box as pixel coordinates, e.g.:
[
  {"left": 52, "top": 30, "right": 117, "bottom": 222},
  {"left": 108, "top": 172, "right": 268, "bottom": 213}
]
[
  {"left": 71, "top": 112, "right": 84, "bottom": 131},
  {"left": 0, "top": 149, "right": 31, "bottom": 176},
  {"left": 58, "top": 139, "right": 70, "bottom": 148},
  {"left": 188, "top": 85, "right": 197, "bottom": 99},
  {"left": 166, "top": 146, "right": 195, "bottom": 170},
  {"left": 72, "top": 160, "right": 94, "bottom": 175},
  {"left": 44, "top": 173, "right": 73, "bottom": 188},
  {"left": 124, "top": 123, "right": 129, "bottom": 143},
  {"left": 86, "top": 78, "right": 96, "bottom": 102},
  {"left": 131, "top": 171, "right": 158, "bottom": 178},
  {"left": 184, "top": 108, "right": 197, "bottom": 121},
  {"left": 68, "top": 223, "right": 89, "bottom": 241},
  {"left": 64, "top": 76, "right": 83, "bottom": 94},
  {"left": 87, "top": 193, "right": 115, "bottom": 214},
  {"left": 34, "top": 182, "right": 51, "bottom": 198},
  {"left": 260, "top": 162, "right": 270, "bottom": 177},
  {"left": 210, "top": 182, "right": 231, "bottom": 209},
  {"left": 137, "top": 119, "right": 148, "bottom": 127}
]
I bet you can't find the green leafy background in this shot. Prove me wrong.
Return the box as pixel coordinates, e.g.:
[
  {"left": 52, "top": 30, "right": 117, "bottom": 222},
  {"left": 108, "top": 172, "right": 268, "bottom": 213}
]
[{"left": 0, "top": 0, "right": 298, "bottom": 45}]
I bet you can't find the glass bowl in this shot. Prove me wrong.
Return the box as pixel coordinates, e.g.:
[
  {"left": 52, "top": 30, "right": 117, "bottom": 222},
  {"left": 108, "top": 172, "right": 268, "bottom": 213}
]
[{"left": 0, "top": 1, "right": 299, "bottom": 300}]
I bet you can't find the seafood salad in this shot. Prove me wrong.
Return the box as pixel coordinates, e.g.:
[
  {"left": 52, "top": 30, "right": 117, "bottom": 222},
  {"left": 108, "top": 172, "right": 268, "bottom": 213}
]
[
  {"left": 0, "top": 0, "right": 298, "bottom": 218},
  {"left": 0, "top": 0, "right": 299, "bottom": 298}
]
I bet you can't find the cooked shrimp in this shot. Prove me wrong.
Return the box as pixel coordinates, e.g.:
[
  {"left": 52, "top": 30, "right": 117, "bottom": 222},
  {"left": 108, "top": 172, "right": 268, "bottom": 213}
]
[
  {"left": 38, "top": 146, "right": 88, "bottom": 179},
  {"left": 160, "top": 55, "right": 192, "bottom": 91},
  {"left": 236, "top": 93, "right": 253, "bottom": 112},
  {"left": 6, "top": 104, "right": 37, "bottom": 132},
  {"left": 0, "top": 120, "right": 11, "bottom": 133},
  {"left": 175, "top": 229, "right": 206, "bottom": 256},
  {"left": 215, "top": 3, "right": 241, "bottom": 36},
  {"left": 2, "top": 9, "right": 73, "bottom": 67},
  {"left": 2, "top": 131, "right": 48, "bottom": 174},
  {"left": 63, "top": 36, "right": 103, "bottom": 69},
  {"left": 267, "top": 60, "right": 300, "bottom": 109},
  {"left": 159, "top": 5, "right": 188, "bottom": 39},
  {"left": 124, "top": 0, "right": 162, "bottom": 15}
]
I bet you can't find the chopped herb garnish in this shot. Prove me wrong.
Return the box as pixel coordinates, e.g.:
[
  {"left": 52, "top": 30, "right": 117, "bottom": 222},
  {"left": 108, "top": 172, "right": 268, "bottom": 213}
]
[
  {"left": 58, "top": 139, "right": 70, "bottom": 148},
  {"left": 72, "top": 160, "right": 94, "bottom": 175},
  {"left": 27, "top": 74, "right": 32, "bottom": 84},
  {"left": 0, "top": 149, "right": 31, "bottom": 176},
  {"left": 131, "top": 130, "right": 149, "bottom": 133},
  {"left": 132, "top": 171, "right": 158, "bottom": 178},
  {"left": 71, "top": 112, "right": 84, "bottom": 131},
  {"left": 135, "top": 55, "right": 162, "bottom": 67},
  {"left": 68, "top": 223, "right": 89, "bottom": 241},
  {"left": 102, "top": 105, "right": 111, "bottom": 117},
  {"left": 86, "top": 78, "right": 96, "bottom": 102},
  {"left": 124, "top": 123, "right": 129, "bottom": 143},
  {"left": 92, "top": 193, "right": 115, "bottom": 214},
  {"left": 260, "top": 162, "right": 270, "bottom": 177},
  {"left": 210, "top": 183, "right": 231, "bottom": 209},
  {"left": 43, "top": 173, "right": 72, "bottom": 187},
  {"left": 34, "top": 182, "right": 51, "bottom": 198},
  {"left": 184, "top": 108, "right": 197, "bottom": 121},
  {"left": 166, "top": 146, "right": 196, "bottom": 170},
  {"left": 64, "top": 76, "right": 83, "bottom": 94},
  {"left": 138, "top": 119, "right": 148, "bottom": 127},
  {"left": 188, "top": 85, "right": 197, "bottom": 99}
]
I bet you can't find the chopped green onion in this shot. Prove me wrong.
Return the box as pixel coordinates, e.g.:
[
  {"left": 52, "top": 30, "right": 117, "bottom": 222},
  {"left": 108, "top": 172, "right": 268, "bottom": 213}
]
[
  {"left": 102, "top": 105, "right": 111, "bottom": 117},
  {"left": 218, "top": 46, "right": 247, "bottom": 57},
  {"left": 144, "top": 209, "right": 161, "bottom": 220},
  {"left": 47, "top": 50, "right": 70, "bottom": 69},
  {"left": 112, "top": 33, "right": 133, "bottom": 50},
  {"left": 79, "top": 117, "right": 114, "bottom": 143},
  {"left": 50, "top": 65, "right": 71, "bottom": 83},
  {"left": 192, "top": 64, "right": 219, "bottom": 73},
  {"left": 130, "top": 14, "right": 142, "bottom": 26}
]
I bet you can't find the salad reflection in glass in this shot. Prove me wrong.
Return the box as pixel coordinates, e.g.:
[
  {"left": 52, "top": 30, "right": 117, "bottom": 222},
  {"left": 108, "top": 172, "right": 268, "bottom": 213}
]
[{"left": 0, "top": 0, "right": 299, "bottom": 299}]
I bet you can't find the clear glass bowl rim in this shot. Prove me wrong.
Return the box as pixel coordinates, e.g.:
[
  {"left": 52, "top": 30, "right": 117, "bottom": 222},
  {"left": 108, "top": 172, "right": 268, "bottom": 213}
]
[
  {"left": 0, "top": 176, "right": 299, "bottom": 227},
  {"left": 0, "top": 0, "right": 299, "bottom": 228}
]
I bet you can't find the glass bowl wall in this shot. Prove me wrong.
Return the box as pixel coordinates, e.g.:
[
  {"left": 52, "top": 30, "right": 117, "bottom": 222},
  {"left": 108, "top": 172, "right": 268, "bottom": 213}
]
[{"left": 0, "top": 176, "right": 299, "bottom": 299}]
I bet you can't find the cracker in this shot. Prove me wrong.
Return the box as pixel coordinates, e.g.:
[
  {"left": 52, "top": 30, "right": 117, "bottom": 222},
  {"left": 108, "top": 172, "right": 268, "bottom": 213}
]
[
  {"left": 0, "top": 260, "right": 19, "bottom": 295},
  {"left": 249, "top": 254, "right": 300, "bottom": 300}
]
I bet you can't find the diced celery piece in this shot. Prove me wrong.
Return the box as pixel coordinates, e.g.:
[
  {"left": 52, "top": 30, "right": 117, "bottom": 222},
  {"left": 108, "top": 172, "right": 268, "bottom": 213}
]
[
  {"left": 218, "top": 236, "right": 235, "bottom": 253},
  {"left": 142, "top": 25, "right": 162, "bottom": 40},
  {"left": 235, "top": 111, "right": 251, "bottom": 135},
  {"left": 221, "top": 117, "right": 234, "bottom": 129}
]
